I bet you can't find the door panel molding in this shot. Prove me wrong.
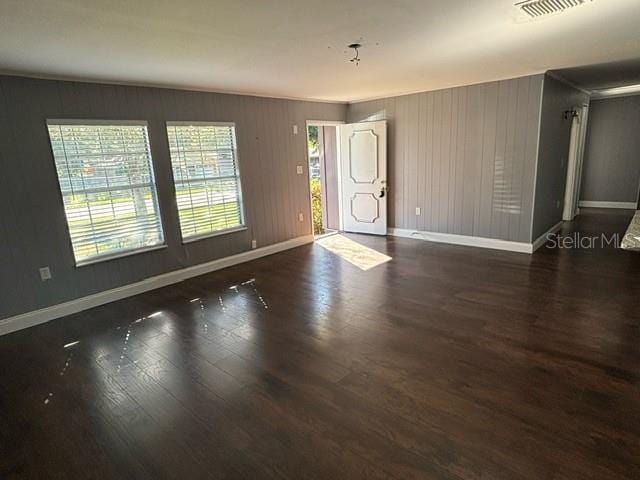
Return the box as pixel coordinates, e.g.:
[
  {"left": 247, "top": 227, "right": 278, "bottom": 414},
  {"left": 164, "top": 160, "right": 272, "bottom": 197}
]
[
  {"left": 348, "top": 129, "right": 378, "bottom": 184},
  {"left": 350, "top": 193, "right": 380, "bottom": 223}
]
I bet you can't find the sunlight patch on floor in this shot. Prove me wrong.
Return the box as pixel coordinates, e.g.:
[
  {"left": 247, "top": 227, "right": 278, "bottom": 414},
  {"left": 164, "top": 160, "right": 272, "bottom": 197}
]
[{"left": 317, "top": 234, "right": 392, "bottom": 270}]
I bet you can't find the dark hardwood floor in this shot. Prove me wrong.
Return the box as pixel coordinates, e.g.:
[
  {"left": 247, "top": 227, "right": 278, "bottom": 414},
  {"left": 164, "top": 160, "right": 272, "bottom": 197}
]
[{"left": 1, "top": 208, "right": 639, "bottom": 479}]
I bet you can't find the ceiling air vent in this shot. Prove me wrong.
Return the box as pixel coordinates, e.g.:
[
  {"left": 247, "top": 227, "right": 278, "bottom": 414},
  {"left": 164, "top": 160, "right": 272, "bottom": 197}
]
[{"left": 515, "top": 0, "right": 593, "bottom": 18}]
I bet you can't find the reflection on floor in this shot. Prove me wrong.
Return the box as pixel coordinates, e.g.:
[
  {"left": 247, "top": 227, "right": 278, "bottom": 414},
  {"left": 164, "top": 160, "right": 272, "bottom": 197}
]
[
  {"left": 0, "top": 209, "right": 639, "bottom": 479},
  {"left": 316, "top": 233, "right": 392, "bottom": 270}
]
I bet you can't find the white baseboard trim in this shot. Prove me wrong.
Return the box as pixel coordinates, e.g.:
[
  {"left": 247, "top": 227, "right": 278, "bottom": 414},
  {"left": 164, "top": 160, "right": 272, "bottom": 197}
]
[
  {"left": 578, "top": 201, "right": 637, "bottom": 209},
  {"left": 388, "top": 228, "right": 534, "bottom": 254},
  {"left": 531, "top": 221, "right": 564, "bottom": 252},
  {"left": 0, "top": 235, "right": 314, "bottom": 337}
]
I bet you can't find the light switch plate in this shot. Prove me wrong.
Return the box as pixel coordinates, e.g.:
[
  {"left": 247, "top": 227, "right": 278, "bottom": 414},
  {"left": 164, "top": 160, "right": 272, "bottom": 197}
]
[
  {"left": 251, "top": 239, "right": 257, "bottom": 249},
  {"left": 39, "top": 267, "right": 52, "bottom": 281},
  {"left": 296, "top": 165, "right": 303, "bottom": 175},
  {"left": 415, "top": 207, "right": 421, "bottom": 215},
  {"left": 298, "top": 212, "right": 304, "bottom": 222},
  {"left": 293, "top": 125, "right": 298, "bottom": 135}
]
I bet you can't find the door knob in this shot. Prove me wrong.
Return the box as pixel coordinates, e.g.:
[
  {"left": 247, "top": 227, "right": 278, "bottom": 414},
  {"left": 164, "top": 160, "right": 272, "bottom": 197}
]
[{"left": 379, "top": 186, "right": 387, "bottom": 198}]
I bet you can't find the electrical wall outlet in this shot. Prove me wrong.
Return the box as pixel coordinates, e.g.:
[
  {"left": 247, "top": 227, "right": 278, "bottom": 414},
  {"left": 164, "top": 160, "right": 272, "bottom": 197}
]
[
  {"left": 39, "top": 267, "right": 52, "bottom": 281},
  {"left": 415, "top": 207, "right": 421, "bottom": 216},
  {"left": 251, "top": 239, "right": 257, "bottom": 249},
  {"left": 296, "top": 165, "right": 303, "bottom": 175},
  {"left": 293, "top": 125, "right": 298, "bottom": 135},
  {"left": 298, "top": 212, "right": 304, "bottom": 222}
]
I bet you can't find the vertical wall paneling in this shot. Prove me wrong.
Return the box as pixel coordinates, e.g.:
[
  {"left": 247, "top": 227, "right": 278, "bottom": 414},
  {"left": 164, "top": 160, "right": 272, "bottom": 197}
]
[
  {"left": 0, "top": 75, "right": 345, "bottom": 319},
  {"left": 521, "top": 77, "right": 544, "bottom": 240},
  {"left": 432, "top": 90, "right": 443, "bottom": 231},
  {"left": 347, "top": 74, "right": 545, "bottom": 243},
  {"left": 416, "top": 94, "right": 426, "bottom": 231},
  {"left": 454, "top": 87, "right": 467, "bottom": 235},
  {"left": 447, "top": 88, "right": 458, "bottom": 233},
  {"left": 425, "top": 92, "right": 435, "bottom": 232}
]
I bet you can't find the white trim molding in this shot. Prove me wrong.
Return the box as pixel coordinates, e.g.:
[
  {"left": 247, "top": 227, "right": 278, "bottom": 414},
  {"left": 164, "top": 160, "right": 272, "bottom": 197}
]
[
  {"left": 388, "top": 228, "right": 534, "bottom": 254},
  {"left": 578, "top": 201, "right": 637, "bottom": 209},
  {"left": 590, "top": 85, "right": 640, "bottom": 100},
  {"left": 389, "top": 222, "right": 565, "bottom": 254},
  {"left": 0, "top": 235, "right": 313, "bottom": 337},
  {"left": 0, "top": 70, "right": 348, "bottom": 104},
  {"left": 545, "top": 71, "right": 591, "bottom": 96},
  {"left": 532, "top": 221, "right": 564, "bottom": 252},
  {"left": 305, "top": 120, "right": 345, "bottom": 126}
]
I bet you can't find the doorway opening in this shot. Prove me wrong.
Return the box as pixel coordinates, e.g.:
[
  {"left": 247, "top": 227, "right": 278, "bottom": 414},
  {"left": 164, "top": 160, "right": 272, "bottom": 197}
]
[{"left": 307, "top": 123, "right": 341, "bottom": 237}]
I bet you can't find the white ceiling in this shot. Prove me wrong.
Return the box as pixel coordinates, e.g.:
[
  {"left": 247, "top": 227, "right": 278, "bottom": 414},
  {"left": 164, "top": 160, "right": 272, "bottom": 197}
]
[{"left": 1, "top": 0, "right": 639, "bottom": 102}]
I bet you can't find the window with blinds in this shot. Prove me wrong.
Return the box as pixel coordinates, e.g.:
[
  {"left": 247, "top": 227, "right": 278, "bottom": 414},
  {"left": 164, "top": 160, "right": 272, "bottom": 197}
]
[
  {"left": 166, "top": 122, "right": 245, "bottom": 241},
  {"left": 47, "top": 121, "right": 165, "bottom": 265}
]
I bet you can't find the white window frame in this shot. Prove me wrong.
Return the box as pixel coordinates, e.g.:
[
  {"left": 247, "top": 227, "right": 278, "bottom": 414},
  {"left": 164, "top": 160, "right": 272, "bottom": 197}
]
[
  {"left": 166, "top": 121, "right": 247, "bottom": 243},
  {"left": 46, "top": 119, "right": 166, "bottom": 267}
]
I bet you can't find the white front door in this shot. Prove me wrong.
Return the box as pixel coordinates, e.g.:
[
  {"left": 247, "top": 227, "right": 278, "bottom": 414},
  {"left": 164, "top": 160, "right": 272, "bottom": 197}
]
[{"left": 340, "top": 121, "right": 387, "bottom": 235}]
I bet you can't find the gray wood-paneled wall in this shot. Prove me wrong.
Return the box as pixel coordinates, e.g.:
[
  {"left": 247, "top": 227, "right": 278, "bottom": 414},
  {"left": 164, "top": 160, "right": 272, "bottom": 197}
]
[
  {"left": 347, "top": 75, "right": 544, "bottom": 243},
  {"left": 0, "top": 75, "right": 346, "bottom": 319},
  {"left": 532, "top": 75, "right": 589, "bottom": 239},
  {"left": 580, "top": 94, "right": 640, "bottom": 204}
]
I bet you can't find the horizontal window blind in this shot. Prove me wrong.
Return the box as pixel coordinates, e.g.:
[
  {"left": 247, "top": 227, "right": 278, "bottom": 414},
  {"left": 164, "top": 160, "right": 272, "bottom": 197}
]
[
  {"left": 47, "top": 122, "right": 164, "bottom": 265},
  {"left": 166, "top": 122, "right": 245, "bottom": 240}
]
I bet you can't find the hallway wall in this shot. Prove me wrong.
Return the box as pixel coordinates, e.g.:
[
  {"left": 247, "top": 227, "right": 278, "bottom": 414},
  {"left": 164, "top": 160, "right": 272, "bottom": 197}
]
[
  {"left": 531, "top": 75, "right": 589, "bottom": 239},
  {"left": 580, "top": 94, "right": 640, "bottom": 205}
]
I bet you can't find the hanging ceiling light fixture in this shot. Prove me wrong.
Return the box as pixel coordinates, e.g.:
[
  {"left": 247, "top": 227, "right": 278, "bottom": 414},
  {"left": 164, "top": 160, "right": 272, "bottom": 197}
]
[{"left": 348, "top": 43, "right": 362, "bottom": 66}]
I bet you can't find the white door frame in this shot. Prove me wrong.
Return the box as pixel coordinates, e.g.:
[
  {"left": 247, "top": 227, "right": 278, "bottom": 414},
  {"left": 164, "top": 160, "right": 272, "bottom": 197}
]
[
  {"left": 305, "top": 120, "right": 344, "bottom": 238},
  {"left": 573, "top": 104, "right": 590, "bottom": 215},
  {"left": 636, "top": 163, "right": 640, "bottom": 210},
  {"left": 562, "top": 104, "right": 590, "bottom": 221}
]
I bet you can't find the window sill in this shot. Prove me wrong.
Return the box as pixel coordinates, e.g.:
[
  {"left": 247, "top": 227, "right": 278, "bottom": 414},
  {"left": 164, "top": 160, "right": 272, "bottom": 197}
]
[
  {"left": 75, "top": 244, "right": 168, "bottom": 268},
  {"left": 182, "top": 226, "right": 248, "bottom": 244}
]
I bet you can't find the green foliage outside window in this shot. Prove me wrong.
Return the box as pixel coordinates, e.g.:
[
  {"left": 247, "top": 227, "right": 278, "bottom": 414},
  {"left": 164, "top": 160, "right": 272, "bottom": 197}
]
[{"left": 310, "top": 178, "right": 323, "bottom": 235}]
